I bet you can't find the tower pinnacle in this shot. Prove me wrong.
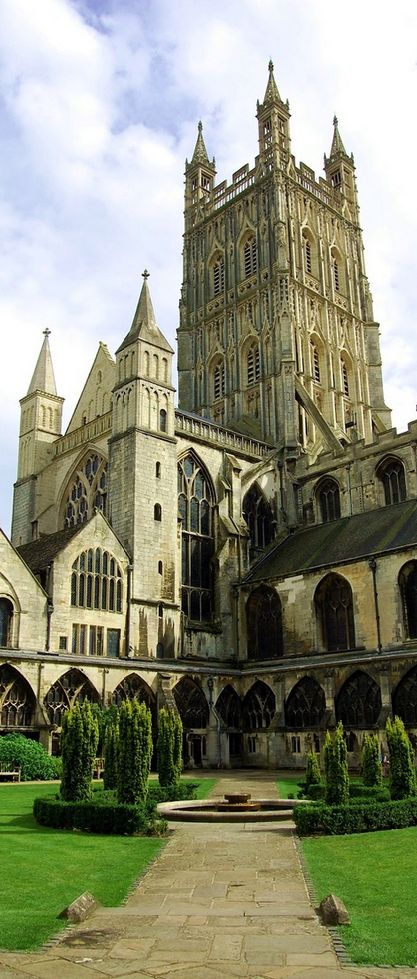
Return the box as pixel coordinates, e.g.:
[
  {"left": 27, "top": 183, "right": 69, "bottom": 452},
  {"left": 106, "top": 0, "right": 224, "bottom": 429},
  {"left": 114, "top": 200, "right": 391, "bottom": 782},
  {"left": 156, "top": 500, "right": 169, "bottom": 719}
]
[{"left": 27, "top": 329, "right": 57, "bottom": 396}]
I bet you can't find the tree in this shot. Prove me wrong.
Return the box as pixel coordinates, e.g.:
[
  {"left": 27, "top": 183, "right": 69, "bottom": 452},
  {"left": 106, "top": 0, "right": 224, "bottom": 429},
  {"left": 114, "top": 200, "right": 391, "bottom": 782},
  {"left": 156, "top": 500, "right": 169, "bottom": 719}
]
[
  {"left": 117, "top": 699, "right": 153, "bottom": 804},
  {"left": 324, "top": 722, "right": 349, "bottom": 805},
  {"left": 361, "top": 733, "right": 381, "bottom": 786},
  {"left": 103, "top": 715, "right": 119, "bottom": 790},
  {"left": 386, "top": 716, "right": 416, "bottom": 800},
  {"left": 305, "top": 749, "right": 321, "bottom": 790},
  {"left": 60, "top": 701, "right": 99, "bottom": 801},
  {"left": 157, "top": 708, "right": 183, "bottom": 787}
]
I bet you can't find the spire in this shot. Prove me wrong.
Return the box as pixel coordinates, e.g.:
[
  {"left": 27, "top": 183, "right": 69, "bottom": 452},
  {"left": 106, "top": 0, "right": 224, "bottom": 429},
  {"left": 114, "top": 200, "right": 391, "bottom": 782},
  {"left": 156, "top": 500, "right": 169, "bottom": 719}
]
[
  {"left": 263, "top": 59, "right": 281, "bottom": 104},
  {"left": 27, "top": 329, "right": 57, "bottom": 396},
  {"left": 191, "top": 121, "right": 210, "bottom": 166},
  {"left": 330, "top": 115, "right": 347, "bottom": 158},
  {"left": 116, "top": 271, "right": 173, "bottom": 354}
]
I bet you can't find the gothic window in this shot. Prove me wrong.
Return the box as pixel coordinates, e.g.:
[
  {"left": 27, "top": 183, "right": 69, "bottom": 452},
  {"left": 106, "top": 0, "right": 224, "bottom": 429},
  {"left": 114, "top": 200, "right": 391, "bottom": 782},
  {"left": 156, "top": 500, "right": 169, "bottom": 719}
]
[
  {"left": 303, "top": 231, "right": 315, "bottom": 275},
  {"left": 213, "top": 359, "right": 225, "bottom": 401},
  {"left": 63, "top": 453, "right": 108, "bottom": 527},
  {"left": 159, "top": 409, "right": 167, "bottom": 432},
  {"left": 0, "top": 665, "right": 35, "bottom": 728},
  {"left": 44, "top": 669, "right": 99, "bottom": 727},
  {"left": 178, "top": 454, "right": 215, "bottom": 623},
  {"left": 392, "top": 666, "right": 417, "bottom": 726},
  {"left": 243, "top": 235, "right": 257, "bottom": 278},
  {"left": 243, "top": 484, "right": 274, "bottom": 555},
  {"left": 331, "top": 249, "right": 340, "bottom": 292},
  {"left": 311, "top": 343, "right": 321, "bottom": 383},
  {"left": 341, "top": 358, "right": 349, "bottom": 397},
  {"left": 112, "top": 674, "right": 156, "bottom": 713},
  {"left": 246, "top": 342, "right": 260, "bottom": 386},
  {"left": 336, "top": 670, "right": 381, "bottom": 727},
  {"left": 0, "top": 598, "right": 13, "bottom": 647},
  {"left": 215, "top": 685, "right": 242, "bottom": 728},
  {"left": 399, "top": 561, "right": 417, "bottom": 639},
  {"left": 156, "top": 461, "right": 161, "bottom": 478},
  {"left": 71, "top": 548, "right": 123, "bottom": 612},
  {"left": 173, "top": 677, "right": 209, "bottom": 728},
  {"left": 315, "top": 573, "right": 355, "bottom": 652},
  {"left": 242, "top": 681, "right": 275, "bottom": 731},
  {"left": 377, "top": 457, "right": 406, "bottom": 506},
  {"left": 284, "top": 677, "right": 326, "bottom": 729},
  {"left": 316, "top": 477, "right": 341, "bottom": 523},
  {"left": 246, "top": 586, "right": 283, "bottom": 660},
  {"left": 213, "top": 256, "right": 225, "bottom": 295}
]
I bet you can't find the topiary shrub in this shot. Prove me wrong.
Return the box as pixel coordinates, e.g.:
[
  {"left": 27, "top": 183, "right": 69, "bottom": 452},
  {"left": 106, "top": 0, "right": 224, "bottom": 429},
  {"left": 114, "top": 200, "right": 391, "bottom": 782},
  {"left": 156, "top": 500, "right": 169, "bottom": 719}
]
[
  {"left": 0, "top": 734, "right": 61, "bottom": 781},
  {"left": 324, "top": 723, "right": 349, "bottom": 806},
  {"left": 157, "top": 708, "right": 183, "bottom": 787},
  {"left": 386, "top": 716, "right": 416, "bottom": 800},
  {"left": 305, "top": 750, "right": 321, "bottom": 790},
  {"left": 117, "top": 700, "right": 153, "bottom": 805},
  {"left": 361, "top": 733, "right": 382, "bottom": 786},
  {"left": 60, "top": 701, "right": 99, "bottom": 802},
  {"left": 103, "top": 716, "right": 119, "bottom": 790}
]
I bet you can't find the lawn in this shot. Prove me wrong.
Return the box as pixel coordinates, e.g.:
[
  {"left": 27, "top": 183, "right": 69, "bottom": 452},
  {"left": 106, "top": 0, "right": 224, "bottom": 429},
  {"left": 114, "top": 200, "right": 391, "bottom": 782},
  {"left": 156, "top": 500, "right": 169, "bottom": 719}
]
[
  {"left": 302, "top": 828, "right": 417, "bottom": 967},
  {"left": 277, "top": 772, "right": 303, "bottom": 798},
  {"left": 0, "top": 777, "right": 214, "bottom": 952}
]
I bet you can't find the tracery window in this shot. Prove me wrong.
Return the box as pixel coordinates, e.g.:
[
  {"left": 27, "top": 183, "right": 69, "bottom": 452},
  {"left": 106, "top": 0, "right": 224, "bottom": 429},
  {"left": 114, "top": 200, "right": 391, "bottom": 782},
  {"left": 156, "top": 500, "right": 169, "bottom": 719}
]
[
  {"left": 244, "top": 236, "right": 257, "bottom": 278},
  {"left": 112, "top": 674, "right": 156, "bottom": 712},
  {"left": 331, "top": 249, "right": 340, "bottom": 292},
  {"left": 336, "top": 670, "right": 381, "bottom": 727},
  {"left": 63, "top": 453, "right": 107, "bottom": 527},
  {"left": 43, "top": 669, "right": 99, "bottom": 727},
  {"left": 215, "top": 685, "right": 242, "bottom": 728},
  {"left": 0, "top": 665, "right": 35, "bottom": 728},
  {"left": 246, "top": 343, "right": 260, "bottom": 386},
  {"left": 378, "top": 457, "right": 406, "bottom": 506},
  {"left": 213, "top": 360, "right": 225, "bottom": 401},
  {"left": 243, "top": 484, "right": 274, "bottom": 554},
  {"left": 315, "top": 573, "right": 355, "bottom": 652},
  {"left": 242, "top": 681, "right": 275, "bottom": 731},
  {"left": 317, "top": 477, "right": 341, "bottom": 523},
  {"left": 173, "top": 677, "right": 209, "bottom": 728},
  {"left": 284, "top": 677, "right": 326, "bottom": 729},
  {"left": 341, "top": 358, "right": 349, "bottom": 397},
  {"left": 213, "top": 256, "right": 225, "bottom": 295},
  {"left": 71, "top": 548, "right": 123, "bottom": 612},
  {"left": 311, "top": 344, "right": 321, "bottom": 383},
  {"left": 392, "top": 666, "right": 417, "bottom": 726},
  {"left": 0, "top": 598, "right": 13, "bottom": 647},
  {"left": 399, "top": 561, "right": 417, "bottom": 639},
  {"left": 246, "top": 586, "right": 283, "bottom": 660},
  {"left": 178, "top": 454, "right": 214, "bottom": 623}
]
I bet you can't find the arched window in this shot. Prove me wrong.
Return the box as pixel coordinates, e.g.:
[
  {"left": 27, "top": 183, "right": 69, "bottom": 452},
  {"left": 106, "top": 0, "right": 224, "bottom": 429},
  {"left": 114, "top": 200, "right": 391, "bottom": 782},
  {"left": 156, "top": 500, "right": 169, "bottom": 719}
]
[
  {"left": 336, "top": 671, "right": 381, "bottom": 727},
  {"left": 173, "top": 677, "right": 209, "bottom": 728},
  {"left": 154, "top": 503, "right": 162, "bottom": 521},
  {"left": 246, "top": 586, "right": 283, "bottom": 660},
  {"left": 213, "top": 256, "right": 225, "bottom": 295},
  {"left": 178, "top": 454, "right": 215, "bottom": 623},
  {"left": 316, "top": 477, "right": 341, "bottom": 523},
  {"left": 246, "top": 342, "right": 260, "bottom": 386},
  {"left": 377, "top": 457, "right": 406, "bottom": 506},
  {"left": 315, "top": 573, "right": 355, "bottom": 652},
  {"left": 71, "top": 548, "right": 123, "bottom": 612},
  {"left": 243, "top": 235, "right": 257, "bottom": 278},
  {"left": 215, "top": 685, "right": 242, "bottom": 728},
  {"left": 112, "top": 674, "right": 156, "bottom": 712},
  {"left": 243, "top": 484, "right": 274, "bottom": 555},
  {"left": 311, "top": 343, "right": 321, "bottom": 383},
  {"left": 399, "top": 561, "right": 417, "bottom": 639},
  {"left": 303, "top": 231, "right": 315, "bottom": 275},
  {"left": 242, "top": 681, "right": 275, "bottom": 731},
  {"left": 285, "top": 677, "right": 326, "bottom": 729},
  {"left": 331, "top": 247, "right": 341, "bottom": 292},
  {"left": 341, "top": 358, "right": 349, "bottom": 397},
  {"left": 159, "top": 409, "right": 167, "bottom": 433},
  {"left": 0, "top": 599, "right": 13, "bottom": 647},
  {"left": 44, "top": 669, "right": 99, "bottom": 727},
  {"left": 0, "top": 665, "right": 35, "bottom": 728},
  {"left": 213, "top": 359, "right": 225, "bottom": 401},
  {"left": 392, "top": 666, "right": 417, "bottom": 726},
  {"left": 62, "top": 453, "right": 107, "bottom": 528}
]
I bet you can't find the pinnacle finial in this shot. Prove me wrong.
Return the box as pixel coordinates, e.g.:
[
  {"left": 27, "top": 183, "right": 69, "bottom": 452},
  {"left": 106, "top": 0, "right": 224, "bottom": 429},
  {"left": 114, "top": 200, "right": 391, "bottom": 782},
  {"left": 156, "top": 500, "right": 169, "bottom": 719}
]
[
  {"left": 142, "top": 269, "right": 150, "bottom": 280},
  {"left": 198, "top": 120, "right": 203, "bottom": 134},
  {"left": 268, "top": 59, "right": 274, "bottom": 72},
  {"left": 43, "top": 327, "right": 51, "bottom": 338},
  {"left": 333, "top": 115, "right": 338, "bottom": 127}
]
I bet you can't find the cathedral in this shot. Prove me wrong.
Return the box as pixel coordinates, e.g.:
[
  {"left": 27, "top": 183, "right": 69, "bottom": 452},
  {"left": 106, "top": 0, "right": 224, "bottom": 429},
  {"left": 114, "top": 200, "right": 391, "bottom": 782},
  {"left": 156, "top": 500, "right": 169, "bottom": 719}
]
[{"left": 2, "top": 62, "right": 417, "bottom": 768}]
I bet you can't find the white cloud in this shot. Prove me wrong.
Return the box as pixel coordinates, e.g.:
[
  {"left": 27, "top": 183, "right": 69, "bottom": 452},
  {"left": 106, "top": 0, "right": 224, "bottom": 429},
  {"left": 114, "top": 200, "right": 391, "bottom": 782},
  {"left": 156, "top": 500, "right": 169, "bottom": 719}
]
[{"left": 1, "top": 0, "right": 417, "bottom": 531}]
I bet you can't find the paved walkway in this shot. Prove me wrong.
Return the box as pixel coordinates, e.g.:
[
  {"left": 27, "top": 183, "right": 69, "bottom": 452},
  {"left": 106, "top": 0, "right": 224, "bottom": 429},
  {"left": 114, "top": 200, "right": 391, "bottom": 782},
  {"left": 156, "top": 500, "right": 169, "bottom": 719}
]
[{"left": 0, "top": 772, "right": 416, "bottom": 979}]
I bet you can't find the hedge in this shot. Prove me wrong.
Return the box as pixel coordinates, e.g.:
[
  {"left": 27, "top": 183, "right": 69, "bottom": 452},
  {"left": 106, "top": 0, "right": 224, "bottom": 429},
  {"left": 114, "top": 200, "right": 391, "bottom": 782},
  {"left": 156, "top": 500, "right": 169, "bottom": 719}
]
[
  {"left": 300, "top": 783, "right": 389, "bottom": 803},
  {"left": 0, "top": 734, "right": 61, "bottom": 781},
  {"left": 293, "top": 797, "right": 417, "bottom": 836},
  {"left": 33, "top": 795, "right": 155, "bottom": 835}
]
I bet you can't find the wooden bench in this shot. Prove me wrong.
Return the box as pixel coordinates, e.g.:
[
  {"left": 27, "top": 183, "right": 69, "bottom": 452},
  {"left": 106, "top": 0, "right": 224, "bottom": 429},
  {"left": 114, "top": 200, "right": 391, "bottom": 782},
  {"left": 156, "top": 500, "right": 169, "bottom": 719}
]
[{"left": 0, "top": 767, "right": 21, "bottom": 782}]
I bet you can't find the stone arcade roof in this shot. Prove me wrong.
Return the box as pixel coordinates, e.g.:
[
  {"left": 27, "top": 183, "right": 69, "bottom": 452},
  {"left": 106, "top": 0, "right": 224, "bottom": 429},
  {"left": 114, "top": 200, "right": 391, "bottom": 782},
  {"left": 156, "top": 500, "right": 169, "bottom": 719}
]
[{"left": 245, "top": 499, "right": 417, "bottom": 583}]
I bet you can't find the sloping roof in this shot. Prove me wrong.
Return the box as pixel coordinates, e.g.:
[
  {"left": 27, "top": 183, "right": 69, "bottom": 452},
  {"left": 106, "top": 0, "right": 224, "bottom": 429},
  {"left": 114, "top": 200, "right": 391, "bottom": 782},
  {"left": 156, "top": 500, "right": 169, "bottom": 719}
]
[
  {"left": 18, "top": 525, "right": 81, "bottom": 573},
  {"left": 245, "top": 500, "right": 417, "bottom": 583}
]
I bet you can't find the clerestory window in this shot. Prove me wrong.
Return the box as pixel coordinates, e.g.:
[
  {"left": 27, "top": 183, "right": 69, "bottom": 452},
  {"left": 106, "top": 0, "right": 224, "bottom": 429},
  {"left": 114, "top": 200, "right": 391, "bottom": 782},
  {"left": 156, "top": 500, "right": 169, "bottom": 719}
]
[{"left": 178, "top": 454, "right": 214, "bottom": 623}]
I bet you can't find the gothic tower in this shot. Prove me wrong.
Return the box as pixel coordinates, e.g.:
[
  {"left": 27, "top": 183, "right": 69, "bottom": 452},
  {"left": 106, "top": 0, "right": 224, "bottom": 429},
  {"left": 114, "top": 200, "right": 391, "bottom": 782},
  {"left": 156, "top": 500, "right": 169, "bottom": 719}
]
[
  {"left": 12, "top": 329, "right": 63, "bottom": 546},
  {"left": 178, "top": 61, "right": 391, "bottom": 462}
]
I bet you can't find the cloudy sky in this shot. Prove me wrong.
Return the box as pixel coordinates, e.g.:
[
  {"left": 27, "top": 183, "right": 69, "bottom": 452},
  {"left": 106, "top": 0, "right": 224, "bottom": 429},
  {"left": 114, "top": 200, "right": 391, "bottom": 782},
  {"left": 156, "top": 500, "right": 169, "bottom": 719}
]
[{"left": 1, "top": 0, "right": 417, "bottom": 533}]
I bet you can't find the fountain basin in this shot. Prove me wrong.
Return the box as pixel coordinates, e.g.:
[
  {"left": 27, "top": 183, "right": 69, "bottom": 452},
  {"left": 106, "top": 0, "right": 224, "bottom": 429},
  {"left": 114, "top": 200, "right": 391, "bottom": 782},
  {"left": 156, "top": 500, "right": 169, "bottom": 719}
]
[{"left": 156, "top": 797, "right": 306, "bottom": 822}]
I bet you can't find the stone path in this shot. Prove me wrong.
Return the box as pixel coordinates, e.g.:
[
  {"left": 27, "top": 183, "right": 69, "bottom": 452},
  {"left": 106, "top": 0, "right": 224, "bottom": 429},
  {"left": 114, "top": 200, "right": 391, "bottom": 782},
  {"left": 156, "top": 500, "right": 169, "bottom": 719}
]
[{"left": 0, "top": 771, "right": 416, "bottom": 979}]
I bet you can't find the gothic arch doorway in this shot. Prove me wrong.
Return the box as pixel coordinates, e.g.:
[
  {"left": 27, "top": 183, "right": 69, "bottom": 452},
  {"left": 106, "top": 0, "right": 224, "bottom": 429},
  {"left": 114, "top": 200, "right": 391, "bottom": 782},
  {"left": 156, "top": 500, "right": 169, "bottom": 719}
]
[{"left": 173, "top": 677, "right": 209, "bottom": 768}]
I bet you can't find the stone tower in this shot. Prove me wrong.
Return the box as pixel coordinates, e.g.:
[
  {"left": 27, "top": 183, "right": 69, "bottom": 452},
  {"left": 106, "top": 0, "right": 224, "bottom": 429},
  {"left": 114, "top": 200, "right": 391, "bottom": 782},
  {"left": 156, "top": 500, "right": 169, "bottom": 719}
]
[
  {"left": 108, "top": 272, "right": 179, "bottom": 658},
  {"left": 178, "top": 61, "right": 391, "bottom": 462},
  {"left": 12, "top": 329, "right": 63, "bottom": 546}
]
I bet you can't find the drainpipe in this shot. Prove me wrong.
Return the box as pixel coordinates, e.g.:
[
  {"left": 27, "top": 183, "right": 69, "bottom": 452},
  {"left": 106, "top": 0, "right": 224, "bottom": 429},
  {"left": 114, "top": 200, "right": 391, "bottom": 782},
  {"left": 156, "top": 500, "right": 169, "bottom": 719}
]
[
  {"left": 126, "top": 564, "right": 133, "bottom": 656},
  {"left": 46, "top": 599, "right": 54, "bottom": 651},
  {"left": 369, "top": 558, "right": 382, "bottom": 653}
]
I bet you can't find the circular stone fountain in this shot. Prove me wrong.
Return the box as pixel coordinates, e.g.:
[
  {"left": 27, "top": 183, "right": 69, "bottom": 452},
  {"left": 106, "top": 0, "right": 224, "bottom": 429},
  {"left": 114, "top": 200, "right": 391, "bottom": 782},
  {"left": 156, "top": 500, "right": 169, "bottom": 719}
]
[{"left": 157, "top": 792, "right": 305, "bottom": 822}]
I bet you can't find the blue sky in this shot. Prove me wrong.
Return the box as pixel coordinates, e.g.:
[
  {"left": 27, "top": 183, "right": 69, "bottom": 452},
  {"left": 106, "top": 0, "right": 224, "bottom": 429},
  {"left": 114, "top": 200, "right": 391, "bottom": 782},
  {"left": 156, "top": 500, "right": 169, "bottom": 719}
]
[{"left": 1, "top": 0, "right": 417, "bottom": 532}]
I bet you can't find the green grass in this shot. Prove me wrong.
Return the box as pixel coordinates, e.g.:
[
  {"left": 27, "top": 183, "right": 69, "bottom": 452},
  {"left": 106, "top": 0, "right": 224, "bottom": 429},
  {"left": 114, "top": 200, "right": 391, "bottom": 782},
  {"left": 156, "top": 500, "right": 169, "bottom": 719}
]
[
  {"left": 0, "top": 777, "right": 214, "bottom": 952},
  {"left": 302, "top": 829, "right": 417, "bottom": 967},
  {"left": 277, "top": 773, "right": 303, "bottom": 798},
  {"left": 184, "top": 777, "right": 217, "bottom": 799}
]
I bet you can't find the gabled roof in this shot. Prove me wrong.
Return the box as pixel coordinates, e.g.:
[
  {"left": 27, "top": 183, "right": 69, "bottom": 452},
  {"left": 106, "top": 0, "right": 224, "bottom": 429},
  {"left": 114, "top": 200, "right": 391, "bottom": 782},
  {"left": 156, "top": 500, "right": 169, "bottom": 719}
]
[
  {"left": 18, "top": 526, "right": 81, "bottom": 573},
  {"left": 244, "top": 500, "right": 417, "bottom": 583}
]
